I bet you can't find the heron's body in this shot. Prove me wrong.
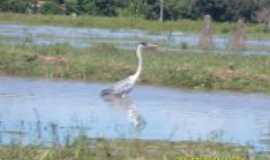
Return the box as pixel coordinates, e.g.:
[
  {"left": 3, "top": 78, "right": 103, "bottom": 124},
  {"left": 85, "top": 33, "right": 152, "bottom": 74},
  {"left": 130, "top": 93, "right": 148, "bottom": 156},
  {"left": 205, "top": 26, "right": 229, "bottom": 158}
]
[
  {"left": 101, "top": 42, "right": 157, "bottom": 97},
  {"left": 101, "top": 75, "right": 137, "bottom": 96}
]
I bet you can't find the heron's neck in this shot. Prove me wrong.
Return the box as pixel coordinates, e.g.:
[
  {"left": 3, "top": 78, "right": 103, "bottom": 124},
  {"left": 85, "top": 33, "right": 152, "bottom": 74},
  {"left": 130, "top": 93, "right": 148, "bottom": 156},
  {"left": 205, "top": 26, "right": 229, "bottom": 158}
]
[{"left": 133, "top": 46, "right": 143, "bottom": 80}]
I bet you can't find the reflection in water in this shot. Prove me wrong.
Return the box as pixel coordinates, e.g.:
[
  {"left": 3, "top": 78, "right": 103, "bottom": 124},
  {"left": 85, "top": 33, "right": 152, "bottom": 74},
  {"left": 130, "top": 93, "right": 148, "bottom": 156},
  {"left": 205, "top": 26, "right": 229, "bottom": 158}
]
[
  {"left": 1, "top": 77, "right": 270, "bottom": 151},
  {"left": 0, "top": 120, "right": 91, "bottom": 146},
  {"left": 33, "top": 108, "right": 42, "bottom": 143},
  {"left": 50, "top": 123, "right": 60, "bottom": 146},
  {"left": 101, "top": 94, "right": 146, "bottom": 133}
]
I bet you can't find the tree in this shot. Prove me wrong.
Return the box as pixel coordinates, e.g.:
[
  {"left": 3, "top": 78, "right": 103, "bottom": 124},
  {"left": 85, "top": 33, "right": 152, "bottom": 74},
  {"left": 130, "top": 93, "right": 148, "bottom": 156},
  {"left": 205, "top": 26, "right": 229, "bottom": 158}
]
[
  {"left": 159, "top": 0, "right": 163, "bottom": 22},
  {"left": 76, "top": 0, "right": 121, "bottom": 16},
  {"left": 0, "top": 0, "right": 32, "bottom": 13},
  {"left": 189, "top": 0, "right": 263, "bottom": 22},
  {"left": 40, "top": 1, "right": 63, "bottom": 14},
  {"left": 141, "top": 0, "right": 191, "bottom": 21}
]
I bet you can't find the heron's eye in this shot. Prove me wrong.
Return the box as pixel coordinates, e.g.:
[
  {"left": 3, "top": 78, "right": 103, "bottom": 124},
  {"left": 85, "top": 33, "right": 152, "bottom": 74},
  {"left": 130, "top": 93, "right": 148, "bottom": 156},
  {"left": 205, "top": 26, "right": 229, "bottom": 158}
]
[{"left": 140, "top": 42, "right": 147, "bottom": 46}]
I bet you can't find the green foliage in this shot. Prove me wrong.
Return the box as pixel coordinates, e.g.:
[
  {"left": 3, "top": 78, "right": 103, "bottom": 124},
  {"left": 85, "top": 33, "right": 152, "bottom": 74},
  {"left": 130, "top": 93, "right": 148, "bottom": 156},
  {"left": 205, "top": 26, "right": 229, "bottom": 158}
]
[
  {"left": 40, "top": 1, "right": 64, "bottom": 15},
  {"left": 0, "top": 0, "right": 32, "bottom": 13},
  {"left": 142, "top": 0, "right": 191, "bottom": 20},
  {"left": 1, "top": 0, "right": 270, "bottom": 22},
  {"left": 76, "top": 0, "right": 123, "bottom": 16},
  {"left": 189, "top": 0, "right": 260, "bottom": 22},
  {"left": 65, "top": 1, "right": 78, "bottom": 14},
  {"left": 118, "top": 0, "right": 144, "bottom": 17}
]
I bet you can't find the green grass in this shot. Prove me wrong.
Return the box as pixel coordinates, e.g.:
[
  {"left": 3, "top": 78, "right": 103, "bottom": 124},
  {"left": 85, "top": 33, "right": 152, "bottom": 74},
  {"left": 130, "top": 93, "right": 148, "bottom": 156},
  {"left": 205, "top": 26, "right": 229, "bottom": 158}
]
[
  {"left": 0, "top": 43, "right": 270, "bottom": 93},
  {"left": 1, "top": 136, "right": 267, "bottom": 160},
  {"left": 0, "top": 13, "right": 269, "bottom": 38}
]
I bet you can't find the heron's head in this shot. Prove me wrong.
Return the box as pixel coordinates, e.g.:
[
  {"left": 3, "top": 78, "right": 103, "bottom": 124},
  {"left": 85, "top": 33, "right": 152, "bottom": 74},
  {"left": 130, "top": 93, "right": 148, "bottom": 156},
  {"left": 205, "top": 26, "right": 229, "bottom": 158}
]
[{"left": 139, "top": 42, "right": 159, "bottom": 49}]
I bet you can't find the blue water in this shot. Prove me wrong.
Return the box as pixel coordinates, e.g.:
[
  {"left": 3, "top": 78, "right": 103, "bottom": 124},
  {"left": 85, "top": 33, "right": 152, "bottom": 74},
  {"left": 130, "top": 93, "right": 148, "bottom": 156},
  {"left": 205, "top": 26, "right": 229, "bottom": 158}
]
[
  {"left": 0, "top": 76, "right": 269, "bottom": 152},
  {"left": 0, "top": 24, "right": 270, "bottom": 55}
]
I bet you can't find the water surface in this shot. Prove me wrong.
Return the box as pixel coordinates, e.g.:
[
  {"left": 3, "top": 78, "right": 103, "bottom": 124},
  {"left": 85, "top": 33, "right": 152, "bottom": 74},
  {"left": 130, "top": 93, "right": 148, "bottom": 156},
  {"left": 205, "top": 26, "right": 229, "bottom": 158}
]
[
  {"left": 0, "top": 76, "right": 270, "bottom": 152},
  {"left": 0, "top": 24, "right": 270, "bottom": 55}
]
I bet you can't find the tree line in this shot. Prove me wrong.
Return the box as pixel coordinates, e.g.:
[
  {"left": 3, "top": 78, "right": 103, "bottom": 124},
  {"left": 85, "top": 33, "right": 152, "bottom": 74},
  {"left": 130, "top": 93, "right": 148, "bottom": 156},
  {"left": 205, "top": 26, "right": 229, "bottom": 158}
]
[{"left": 0, "top": 0, "right": 270, "bottom": 23}]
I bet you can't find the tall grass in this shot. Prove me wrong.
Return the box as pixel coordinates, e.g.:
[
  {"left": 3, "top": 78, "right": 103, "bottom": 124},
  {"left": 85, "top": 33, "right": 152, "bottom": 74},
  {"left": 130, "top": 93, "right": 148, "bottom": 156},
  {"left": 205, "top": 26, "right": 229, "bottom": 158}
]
[
  {"left": 0, "top": 135, "right": 261, "bottom": 160},
  {"left": 0, "top": 119, "right": 265, "bottom": 160},
  {"left": 0, "top": 43, "right": 270, "bottom": 93}
]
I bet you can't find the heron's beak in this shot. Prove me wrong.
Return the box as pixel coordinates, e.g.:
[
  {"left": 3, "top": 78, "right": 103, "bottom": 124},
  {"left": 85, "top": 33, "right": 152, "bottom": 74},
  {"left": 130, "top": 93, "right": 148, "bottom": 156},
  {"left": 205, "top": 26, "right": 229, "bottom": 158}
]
[{"left": 146, "top": 43, "right": 159, "bottom": 49}]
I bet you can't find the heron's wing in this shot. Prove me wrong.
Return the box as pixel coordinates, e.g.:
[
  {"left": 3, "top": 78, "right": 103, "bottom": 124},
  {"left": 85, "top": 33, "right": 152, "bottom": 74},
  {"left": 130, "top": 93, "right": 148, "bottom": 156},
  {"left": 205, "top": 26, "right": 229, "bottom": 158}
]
[{"left": 112, "top": 76, "right": 135, "bottom": 94}]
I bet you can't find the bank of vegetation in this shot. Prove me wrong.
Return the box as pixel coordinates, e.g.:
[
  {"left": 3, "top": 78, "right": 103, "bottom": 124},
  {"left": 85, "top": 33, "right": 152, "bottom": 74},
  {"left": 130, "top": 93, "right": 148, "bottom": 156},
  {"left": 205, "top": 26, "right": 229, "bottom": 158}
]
[
  {"left": 1, "top": 0, "right": 270, "bottom": 22},
  {"left": 1, "top": 135, "right": 268, "bottom": 160},
  {"left": 0, "top": 43, "right": 270, "bottom": 93},
  {"left": 0, "top": 0, "right": 270, "bottom": 32}
]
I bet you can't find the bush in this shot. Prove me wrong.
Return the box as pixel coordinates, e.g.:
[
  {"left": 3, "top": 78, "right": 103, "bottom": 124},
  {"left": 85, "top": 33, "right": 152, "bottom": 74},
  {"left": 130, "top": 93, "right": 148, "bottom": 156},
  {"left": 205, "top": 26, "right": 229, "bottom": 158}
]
[
  {"left": 76, "top": 0, "right": 122, "bottom": 16},
  {"left": 0, "top": 0, "right": 32, "bottom": 13},
  {"left": 65, "top": 1, "right": 79, "bottom": 15},
  {"left": 124, "top": 0, "right": 270, "bottom": 22},
  {"left": 188, "top": 0, "right": 266, "bottom": 22},
  {"left": 40, "top": 2, "right": 63, "bottom": 15},
  {"left": 143, "top": 0, "right": 191, "bottom": 20}
]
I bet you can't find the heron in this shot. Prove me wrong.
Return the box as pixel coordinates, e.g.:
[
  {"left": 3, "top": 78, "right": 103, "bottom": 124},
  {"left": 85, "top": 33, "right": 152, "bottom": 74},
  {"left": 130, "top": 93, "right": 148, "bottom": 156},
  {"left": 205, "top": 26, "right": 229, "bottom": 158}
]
[{"left": 101, "top": 42, "right": 159, "bottom": 97}]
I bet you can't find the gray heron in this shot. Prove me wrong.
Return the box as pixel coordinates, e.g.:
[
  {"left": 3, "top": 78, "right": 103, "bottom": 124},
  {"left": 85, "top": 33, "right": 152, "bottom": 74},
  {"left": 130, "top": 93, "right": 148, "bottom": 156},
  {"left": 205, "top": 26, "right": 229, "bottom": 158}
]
[{"left": 101, "top": 42, "right": 159, "bottom": 97}]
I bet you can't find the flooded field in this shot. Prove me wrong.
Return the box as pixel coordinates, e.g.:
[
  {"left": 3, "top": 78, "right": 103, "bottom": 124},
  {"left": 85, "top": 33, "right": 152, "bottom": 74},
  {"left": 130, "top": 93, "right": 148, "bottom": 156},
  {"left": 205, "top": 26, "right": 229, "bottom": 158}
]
[
  {"left": 0, "top": 76, "right": 269, "bottom": 152},
  {"left": 0, "top": 24, "right": 270, "bottom": 55}
]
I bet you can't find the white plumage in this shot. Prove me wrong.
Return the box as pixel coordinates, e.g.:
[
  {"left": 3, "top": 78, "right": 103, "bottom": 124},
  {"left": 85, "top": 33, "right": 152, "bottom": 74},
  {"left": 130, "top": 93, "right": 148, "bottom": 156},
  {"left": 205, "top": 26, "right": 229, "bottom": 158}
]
[{"left": 101, "top": 42, "right": 158, "bottom": 97}]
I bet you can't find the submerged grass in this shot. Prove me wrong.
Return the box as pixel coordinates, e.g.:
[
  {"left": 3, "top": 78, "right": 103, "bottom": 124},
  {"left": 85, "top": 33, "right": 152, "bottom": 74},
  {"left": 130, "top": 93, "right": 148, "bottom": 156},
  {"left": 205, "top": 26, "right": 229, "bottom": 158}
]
[
  {"left": 0, "top": 136, "right": 267, "bottom": 160},
  {"left": 0, "top": 43, "right": 270, "bottom": 93},
  {"left": 0, "top": 13, "right": 269, "bottom": 38}
]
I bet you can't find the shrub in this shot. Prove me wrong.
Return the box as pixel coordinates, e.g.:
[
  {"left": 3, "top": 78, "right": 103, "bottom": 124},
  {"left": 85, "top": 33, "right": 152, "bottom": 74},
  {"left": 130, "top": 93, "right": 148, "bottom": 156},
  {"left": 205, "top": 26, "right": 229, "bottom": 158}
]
[
  {"left": 0, "top": 0, "right": 32, "bottom": 13},
  {"left": 76, "top": 0, "right": 121, "bottom": 16},
  {"left": 40, "top": 1, "right": 63, "bottom": 15},
  {"left": 188, "top": 0, "right": 267, "bottom": 22}
]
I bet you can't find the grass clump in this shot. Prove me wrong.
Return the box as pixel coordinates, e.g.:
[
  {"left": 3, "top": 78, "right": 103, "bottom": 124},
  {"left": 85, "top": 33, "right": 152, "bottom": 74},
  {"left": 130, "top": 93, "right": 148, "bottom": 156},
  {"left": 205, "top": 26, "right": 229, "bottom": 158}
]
[
  {"left": 0, "top": 136, "right": 262, "bottom": 160},
  {"left": 0, "top": 44, "right": 270, "bottom": 93}
]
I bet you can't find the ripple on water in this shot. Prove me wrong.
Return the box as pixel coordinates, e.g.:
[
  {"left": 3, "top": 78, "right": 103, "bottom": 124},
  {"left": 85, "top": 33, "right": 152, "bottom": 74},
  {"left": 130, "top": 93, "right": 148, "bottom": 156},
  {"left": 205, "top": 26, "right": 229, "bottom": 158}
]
[{"left": 0, "top": 76, "right": 269, "bottom": 152}]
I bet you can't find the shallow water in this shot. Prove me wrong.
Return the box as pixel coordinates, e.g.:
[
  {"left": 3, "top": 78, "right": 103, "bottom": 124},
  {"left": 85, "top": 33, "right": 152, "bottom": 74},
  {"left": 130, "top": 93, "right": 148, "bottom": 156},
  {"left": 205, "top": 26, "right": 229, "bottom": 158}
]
[
  {"left": 0, "top": 76, "right": 270, "bottom": 152},
  {"left": 0, "top": 24, "right": 270, "bottom": 55}
]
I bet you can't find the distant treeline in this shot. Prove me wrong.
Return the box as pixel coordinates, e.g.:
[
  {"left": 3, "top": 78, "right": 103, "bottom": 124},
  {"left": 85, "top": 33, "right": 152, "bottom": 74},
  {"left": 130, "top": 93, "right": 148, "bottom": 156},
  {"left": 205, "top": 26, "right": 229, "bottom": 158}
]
[{"left": 1, "top": 0, "right": 270, "bottom": 22}]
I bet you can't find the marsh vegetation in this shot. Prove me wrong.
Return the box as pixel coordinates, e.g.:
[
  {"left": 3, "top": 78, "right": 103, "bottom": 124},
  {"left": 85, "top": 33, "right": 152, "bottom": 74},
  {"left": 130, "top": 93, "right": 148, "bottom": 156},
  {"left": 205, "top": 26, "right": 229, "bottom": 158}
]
[
  {"left": 0, "top": 136, "right": 262, "bottom": 160},
  {"left": 0, "top": 43, "right": 270, "bottom": 93}
]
